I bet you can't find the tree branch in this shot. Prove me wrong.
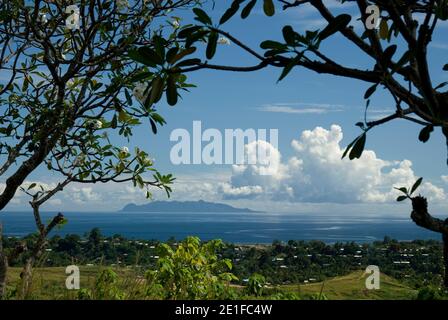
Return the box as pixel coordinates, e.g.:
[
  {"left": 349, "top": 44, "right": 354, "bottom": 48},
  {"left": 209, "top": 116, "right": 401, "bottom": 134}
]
[{"left": 411, "top": 196, "right": 448, "bottom": 235}]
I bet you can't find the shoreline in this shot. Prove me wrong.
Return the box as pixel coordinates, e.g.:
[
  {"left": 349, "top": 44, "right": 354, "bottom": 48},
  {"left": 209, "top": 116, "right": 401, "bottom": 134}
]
[{"left": 3, "top": 231, "right": 443, "bottom": 246}]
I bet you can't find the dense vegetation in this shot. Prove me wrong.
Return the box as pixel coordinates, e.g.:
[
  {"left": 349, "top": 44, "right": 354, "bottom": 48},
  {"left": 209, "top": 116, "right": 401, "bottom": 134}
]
[{"left": 2, "top": 229, "right": 446, "bottom": 299}]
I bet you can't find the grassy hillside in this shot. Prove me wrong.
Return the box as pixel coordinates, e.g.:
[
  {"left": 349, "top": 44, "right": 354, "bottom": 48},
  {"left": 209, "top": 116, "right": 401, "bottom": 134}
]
[
  {"left": 6, "top": 266, "right": 138, "bottom": 299},
  {"left": 6, "top": 267, "right": 417, "bottom": 300},
  {"left": 280, "top": 270, "right": 417, "bottom": 300}
]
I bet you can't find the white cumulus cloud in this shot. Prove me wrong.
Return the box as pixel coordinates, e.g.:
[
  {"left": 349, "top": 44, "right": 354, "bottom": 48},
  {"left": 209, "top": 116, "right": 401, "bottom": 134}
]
[{"left": 221, "top": 125, "right": 446, "bottom": 204}]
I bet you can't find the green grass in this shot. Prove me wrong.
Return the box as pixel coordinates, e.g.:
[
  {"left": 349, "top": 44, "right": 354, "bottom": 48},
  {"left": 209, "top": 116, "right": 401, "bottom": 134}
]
[
  {"left": 6, "top": 266, "right": 140, "bottom": 299},
  {"left": 5, "top": 267, "right": 418, "bottom": 300},
  {"left": 279, "top": 270, "right": 418, "bottom": 300}
]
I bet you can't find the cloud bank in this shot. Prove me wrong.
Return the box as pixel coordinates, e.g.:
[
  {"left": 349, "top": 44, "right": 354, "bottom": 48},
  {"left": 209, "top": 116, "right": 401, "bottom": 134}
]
[
  {"left": 3, "top": 125, "right": 445, "bottom": 212},
  {"left": 220, "top": 124, "right": 445, "bottom": 204}
]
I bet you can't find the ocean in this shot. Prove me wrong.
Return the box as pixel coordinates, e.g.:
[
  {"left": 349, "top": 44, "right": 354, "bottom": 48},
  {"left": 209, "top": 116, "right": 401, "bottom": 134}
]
[{"left": 0, "top": 211, "right": 441, "bottom": 244}]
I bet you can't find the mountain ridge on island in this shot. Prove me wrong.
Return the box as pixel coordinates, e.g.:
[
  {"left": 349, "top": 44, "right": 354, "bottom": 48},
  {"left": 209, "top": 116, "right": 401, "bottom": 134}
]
[{"left": 120, "top": 200, "right": 261, "bottom": 213}]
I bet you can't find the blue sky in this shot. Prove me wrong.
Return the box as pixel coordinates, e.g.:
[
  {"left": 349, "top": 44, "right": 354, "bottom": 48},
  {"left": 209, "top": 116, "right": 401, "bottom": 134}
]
[{"left": 3, "top": 0, "right": 448, "bottom": 215}]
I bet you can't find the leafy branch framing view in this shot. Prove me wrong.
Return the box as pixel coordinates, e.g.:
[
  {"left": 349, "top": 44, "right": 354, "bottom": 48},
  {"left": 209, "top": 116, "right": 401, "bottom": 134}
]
[{"left": 0, "top": 0, "right": 448, "bottom": 299}]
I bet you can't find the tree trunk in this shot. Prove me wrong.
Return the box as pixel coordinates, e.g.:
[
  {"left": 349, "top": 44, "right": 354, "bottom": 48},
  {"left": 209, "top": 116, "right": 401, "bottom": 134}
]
[
  {"left": 20, "top": 258, "right": 34, "bottom": 299},
  {"left": 19, "top": 212, "right": 64, "bottom": 298},
  {"left": 443, "top": 234, "right": 448, "bottom": 289},
  {"left": 0, "top": 223, "right": 8, "bottom": 298},
  {"left": 0, "top": 255, "right": 6, "bottom": 299},
  {"left": 19, "top": 236, "right": 46, "bottom": 299},
  {"left": 411, "top": 196, "right": 448, "bottom": 288}
]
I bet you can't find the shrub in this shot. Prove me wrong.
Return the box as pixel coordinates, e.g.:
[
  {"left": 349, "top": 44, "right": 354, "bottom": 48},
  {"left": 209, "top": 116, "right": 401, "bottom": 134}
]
[{"left": 145, "top": 237, "right": 238, "bottom": 300}]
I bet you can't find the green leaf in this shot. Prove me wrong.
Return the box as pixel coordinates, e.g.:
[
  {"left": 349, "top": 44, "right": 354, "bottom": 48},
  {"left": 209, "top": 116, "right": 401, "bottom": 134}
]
[
  {"left": 140, "top": 47, "right": 163, "bottom": 66},
  {"left": 193, "top": 8, "right": 212, "bottom": 25},
  {"left": 124, "top": 89, "right": 133, "bottom": 105},
  {"left": 22, "top": 77, "right": 29, "bottom": 92},
  {"left": 220, "top": 1, "right": 240, "bottom": 25},
  {"left": 175, "top": 58, "right": 202, "bottom": 67},
  {"left": 263, "top": 48, "right": 289, "bottom": 57},
  {"left": 128, "top": 48, "right": 157, "bottom": 67},
  {"left": 206, "top": 31, "right": 218, "bottom": 59},
  {"left": 171, "top": 47, "right": 197, "bottom": 64},
  {"left": 411, "top": 177, "right": 423, "bottom": 195},
  {"left": 394, "top": 187, "right": 408, "bottom": 194},
  {"left": 166, "top": 47, "right": 180, "bottom": 64},
  {"left": 130, "top": 72, "right": 153, "bottom": 83},
  {"left": 151, "top": 113, "right": 166, "bottom": 125},
  {"left": 260, "top": 40, "right": 287, "bottom": 50},
  {"left": 342, "top": 137, "right": 357, "bottom": 159},
  {"left": 148, "top": 76, "right": 164, "bottom": 106},
  {"left": 118, "top": 110, "right": 130, "bottom": 122},
  {"left": 391, "top": 50, "right": 411, "bottom": 74},
  {"left": 0, "top": 10, "right": 8, "bottom": 22},
  {"left": 166, "top": 75, "right": 178, "bottom": 106},
  {"left": 111, "top": 114, "right": 117, "bottom": 129},
  {"left": 278, "top": 55, "right": 300, "bottom": 82},
  {"left": 349, "top": 133, "right": 366, "bottom": 160},
  {"left": 282, "top": 25, "right": 296, "bottom": 46},
  {"left": 396, "top": 195, "right": 407, "bottom": 202},
  {"left": 28, "top": 183, "right": 37, "bottom": 190},
  {"left": 319, "top": 14, "right": 351, "bottom": 41},
  {"left": 241, "top": 0, "right": 257, "bottom": 19},
  {"left": 149, "top": 118, "right": 158, "bottom": 134},
  {"left": 152, "top": 36, "right": 166, "bottom": 62},
  {"left": 382, "top": 45, "right": 397, "bottom": 67},
  {"left": 435, "top": 81, "right": 448, "bottom": 90},
  {"left": 223, "top": 259, "right": 233, "bottom": 270},
  {"left": 263, "top": 0, "right": 275, "bottom": 17},
  {"left": 364, "top": 84, "right": 378, "bottom": 99},
  {"left": 185, "top": 30, "right": 210, "bottom": 48},
  {"left": 418, "top": 125, "right": 433, "bottom": 143},
  {"left": 178, "top": 26, "right": 202, "bottom": 39},
  {"left": 379, "top": 19, "right": 389, "bottom": 40}
]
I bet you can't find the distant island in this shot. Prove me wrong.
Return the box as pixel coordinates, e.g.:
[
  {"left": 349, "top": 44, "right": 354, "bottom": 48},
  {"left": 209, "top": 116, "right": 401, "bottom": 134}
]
[{"left": 120, "top": 200, "right": 261, "bottom": 213}]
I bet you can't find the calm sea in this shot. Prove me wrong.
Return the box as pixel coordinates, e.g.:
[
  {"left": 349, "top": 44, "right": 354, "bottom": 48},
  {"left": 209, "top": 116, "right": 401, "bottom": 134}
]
[{"left": 0, "top": 211, "right": 440, "bottom": 244}]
